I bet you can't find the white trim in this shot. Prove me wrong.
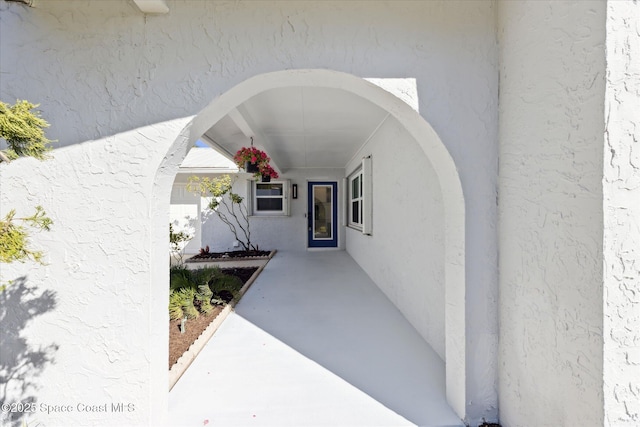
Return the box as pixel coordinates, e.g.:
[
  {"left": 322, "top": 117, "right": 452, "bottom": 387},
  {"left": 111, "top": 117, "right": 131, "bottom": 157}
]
[
  {"left": 251, "top": 180, "right": 290, "bottom": 216},
  {"left": 311, "top": 184, "right": 335, "bottom": 240},
  {"left": 362, "top": 156, "right": 373, "bottom": 235}
]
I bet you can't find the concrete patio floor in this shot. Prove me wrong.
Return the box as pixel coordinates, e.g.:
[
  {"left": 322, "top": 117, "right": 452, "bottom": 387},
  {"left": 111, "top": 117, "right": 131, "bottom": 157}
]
[{"left": 168, "top": 250, "right": 463, "bottom": 427}]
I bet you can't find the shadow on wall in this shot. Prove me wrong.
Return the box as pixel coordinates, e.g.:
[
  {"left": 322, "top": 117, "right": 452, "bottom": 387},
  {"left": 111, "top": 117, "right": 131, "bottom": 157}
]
[{"left": 0, "top": 277, "right": 58, "bottom": 427}]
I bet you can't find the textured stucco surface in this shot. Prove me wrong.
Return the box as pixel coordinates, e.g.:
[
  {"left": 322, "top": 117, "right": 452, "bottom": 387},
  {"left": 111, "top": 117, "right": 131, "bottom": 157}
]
[
  {"left": 345, "top": 117, "right": 446, "bottom": 360},
  {"left": 603, "top": 2, "right": 640, "bottom": 425},
  {"left": 0, "top": 1, "right": 498, "bottom": 425},
  {"left": 0, "top": 119, "right": 189, "bottom": 427},
  {"left": 498, "top": 1, "right": 606, "bottom": 426}
]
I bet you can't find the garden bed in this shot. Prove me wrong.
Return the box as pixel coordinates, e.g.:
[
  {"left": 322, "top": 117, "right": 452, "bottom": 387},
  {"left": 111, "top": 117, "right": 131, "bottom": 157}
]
[
  {"left": 186, "top": 249, "right": 272, "bottom": 262},
  {"left": 169, "top": 267, "right": 257, "bottom": 368}
]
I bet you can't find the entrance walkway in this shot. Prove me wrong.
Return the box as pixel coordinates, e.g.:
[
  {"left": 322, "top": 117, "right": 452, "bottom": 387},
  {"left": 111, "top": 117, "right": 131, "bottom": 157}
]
[{"left": 169, "top": 251, "right": 463, "bottom": 427}]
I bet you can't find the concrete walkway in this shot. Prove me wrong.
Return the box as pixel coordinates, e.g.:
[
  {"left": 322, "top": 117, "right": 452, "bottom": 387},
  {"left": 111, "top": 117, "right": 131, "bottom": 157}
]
[{"left": 169, "top": 251, "right": 463, "bottom": 427}]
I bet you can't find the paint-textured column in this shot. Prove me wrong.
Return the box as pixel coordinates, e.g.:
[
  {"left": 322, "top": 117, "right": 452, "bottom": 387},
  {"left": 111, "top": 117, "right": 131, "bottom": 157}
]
[
  {"left": 497, "top": 1, "right": 606, "bottom": 425},
  {"left": 603, "top": 2, "right": 640, "bottom": 425}
]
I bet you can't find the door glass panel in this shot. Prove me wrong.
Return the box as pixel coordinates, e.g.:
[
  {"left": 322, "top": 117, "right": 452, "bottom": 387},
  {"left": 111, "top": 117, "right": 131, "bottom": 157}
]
[{"left": 313, "top": 185, "right": 332, "bottom": 240}]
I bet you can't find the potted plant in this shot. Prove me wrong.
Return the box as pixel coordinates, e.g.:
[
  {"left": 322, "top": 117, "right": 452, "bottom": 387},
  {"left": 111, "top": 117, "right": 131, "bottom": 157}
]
[
  {"left": 233, "top": 146, "right": 269, "bottom": 173},
  {"left": 259, "top": 163, "right": 279, "bottom": 182}
]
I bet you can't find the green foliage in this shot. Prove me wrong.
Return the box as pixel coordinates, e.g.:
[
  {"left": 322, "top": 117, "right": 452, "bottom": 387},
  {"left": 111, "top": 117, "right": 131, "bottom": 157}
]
[
  {"left": 168, "top": 266, "right": 245, "bottom": 318},
  {"left": 208, "top": 273, "right": 243, "bottom": 304},
  {"left": 0, "top": 206, "right": 52, "bottom": 264},
  {"left": 195, "top": 284, "right": 213, "bottom": 314},
  {"left": 169, "top": 266, "right": 195, "bottom": 291},
  {"left": 169, "top": 290, "right": 184, "bottom": 320},
  {"left": 0, "top": 100, "right": 52, "bottom": 161},
  {"left": 187, "top": 175, "right": 255, "bottom": 251},
  {"left": 0, "top": 100, "right": 54, "bottom": 268},
  {"left": 178, "top": 288, "right": 199, "bottom": 319}
]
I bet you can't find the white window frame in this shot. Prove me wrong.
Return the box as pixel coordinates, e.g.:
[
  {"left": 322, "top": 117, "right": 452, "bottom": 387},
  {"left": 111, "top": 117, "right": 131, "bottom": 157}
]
[
  {"left": 348, "top": 169, "right": 364, "bottom": 230},
  {"left": 347, "top": 157, "right": 372, "bottom": 234},
  {"left": 250, "top": 180, "right": 290, "bottom": 216}
]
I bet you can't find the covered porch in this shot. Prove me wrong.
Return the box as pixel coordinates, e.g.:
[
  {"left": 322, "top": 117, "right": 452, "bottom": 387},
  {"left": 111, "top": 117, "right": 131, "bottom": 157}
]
[{"left": 168, "top": 250, "right": 463, "bottom": 426}]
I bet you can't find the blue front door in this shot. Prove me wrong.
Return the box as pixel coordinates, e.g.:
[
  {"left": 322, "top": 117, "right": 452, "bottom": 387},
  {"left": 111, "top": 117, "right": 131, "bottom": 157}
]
[{"left": 307, "top": 182, "right": 338, "bottom": 248}]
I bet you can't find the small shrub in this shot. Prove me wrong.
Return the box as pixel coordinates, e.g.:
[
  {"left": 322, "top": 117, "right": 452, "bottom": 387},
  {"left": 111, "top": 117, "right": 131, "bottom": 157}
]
[
  {"left": 209, "top": 273, "right": 243, "bottom": 304},
  {"left": 169, "top": 265, "right": 196, "bottom": 291},
  {"left": 178, "top": 288, "right": 199, "bottom": 319},
  {"left": 169, "top": 290, "right": 184, "bottom": 320},
  {"left": 195, "top": 284, "right": 214, "bottom": 314}
]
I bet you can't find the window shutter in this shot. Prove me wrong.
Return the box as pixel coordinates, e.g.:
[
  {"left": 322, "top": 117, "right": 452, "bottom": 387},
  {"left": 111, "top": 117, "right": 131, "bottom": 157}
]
[
  {"left": 362, "top": 156, "right": 373, "bottom": 235},
  {"left": 342, "top": 177, "right": 348, "bottom": 226},
  {"left": 245, "top": 179, "right": 253, "bottom": 214}
]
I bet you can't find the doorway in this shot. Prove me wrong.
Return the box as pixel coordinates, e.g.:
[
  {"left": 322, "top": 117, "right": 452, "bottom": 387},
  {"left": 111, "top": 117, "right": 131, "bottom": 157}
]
[{"left": 307, "top": 181, "right": 338, "bottom": 248}]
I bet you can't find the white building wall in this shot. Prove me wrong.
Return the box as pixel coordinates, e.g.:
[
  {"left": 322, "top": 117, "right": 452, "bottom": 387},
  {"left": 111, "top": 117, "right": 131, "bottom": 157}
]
[
  {"left": 0, "top": 119, "right": 189, "bottom": 427},
  {"left": 169, "top": 182, "right": 201, "bottom": 255},
  {"left": 497, "top": 1, "right": 606, "bottom": 426},
  {"left": 184, "top": 169, "right": 346, "bottom": 253},
  {"left": 603, "top": 2, "right": 640, "bottom": 425},
  {"left": 345, "top": 117, "right": 446, "bottom": 360},
  {"left": 0, "top": 1, "right": 498, "bottom": 425}
]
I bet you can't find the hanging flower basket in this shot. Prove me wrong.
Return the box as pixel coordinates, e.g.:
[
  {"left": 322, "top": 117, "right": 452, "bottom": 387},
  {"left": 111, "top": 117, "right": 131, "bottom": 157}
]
[
  {"left": 259, "top": 163, "right": 278, "bottom": 182},
  {"left": 233, "top": 146, "right": 269, "bottom": 172},
  {"left": 245, "top": 161, "right": 260, "bottom": 173},
  {"left": 234, "top": 146, "right": 279, "bottom": 181}
]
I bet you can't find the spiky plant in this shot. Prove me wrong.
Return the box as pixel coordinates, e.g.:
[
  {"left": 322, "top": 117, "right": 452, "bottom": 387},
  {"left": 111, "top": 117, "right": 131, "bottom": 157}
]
[
  {"left": 196, "top": 284, "right": 213, "bottom": 314},
  {"left": 178, "top": 288, "right": 199, "bottom": 319},
  {"left": 169, "top": 290, "right": 184, "bottom": 320}
]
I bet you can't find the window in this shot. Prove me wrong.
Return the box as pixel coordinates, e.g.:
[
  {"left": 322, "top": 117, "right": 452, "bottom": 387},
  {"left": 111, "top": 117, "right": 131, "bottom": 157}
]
[
  {"left": 347, "top": 157, "right": 372, "bottom": 234},
  {"left": 251, "top": 180, "right": 289, "bottom": 216},
  {"left": 349, "top": 170, "right": 363, "bottom": 229}
]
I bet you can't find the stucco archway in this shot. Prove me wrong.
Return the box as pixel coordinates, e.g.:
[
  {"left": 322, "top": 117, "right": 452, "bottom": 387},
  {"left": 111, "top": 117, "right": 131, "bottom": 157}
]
[{"left": 151, "top": 69, "right": 466, "bottom": 419}]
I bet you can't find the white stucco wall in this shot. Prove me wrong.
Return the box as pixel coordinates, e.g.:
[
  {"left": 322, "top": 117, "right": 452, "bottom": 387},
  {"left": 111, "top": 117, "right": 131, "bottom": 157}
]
[
  {"left": 0, "top": 119, "right": 189, "bottom": 427},
  {"left": 169, "top": 182, "right": 201, "bottom": 255},
  {"left": 603, "top": 2, "right": 640, "bottom": 425},
  {"left": 497, "top": 1, "right": 606, "bottom": 426},
  {"left": 1, "top": 1, "right": 497, "bottom": 425},
  {"left": 345, "top": 117, "right": 446, "bottom": 361}
]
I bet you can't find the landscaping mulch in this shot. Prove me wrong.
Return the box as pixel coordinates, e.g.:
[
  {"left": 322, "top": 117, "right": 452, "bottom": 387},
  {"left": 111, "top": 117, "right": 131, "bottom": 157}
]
[
  {"left": 169, "top": 266, "right": 258, "bottom": 368},
  {"left": 186, "top": 249, "right": 271, "bottom": 262}
]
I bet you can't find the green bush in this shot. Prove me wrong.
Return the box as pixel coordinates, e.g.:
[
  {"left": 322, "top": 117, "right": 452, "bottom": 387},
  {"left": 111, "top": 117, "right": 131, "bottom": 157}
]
[
  {"left": 168, "top": 267, "right": 246, "bottom": 319},
  {"left": 169, "top": 265, "right": 195, "bottom": 291},
  {"left": 195, "top": 284, "right": 214, "bottom": 314},
  {"left": 209, "top": 273, "right": 243, "bottom": 304},
  {"left": 178, "top": 288, "right": 199, "bottom": 319},
  {"left": 169, "top": 290, "right": 184, "bottom": 320}
]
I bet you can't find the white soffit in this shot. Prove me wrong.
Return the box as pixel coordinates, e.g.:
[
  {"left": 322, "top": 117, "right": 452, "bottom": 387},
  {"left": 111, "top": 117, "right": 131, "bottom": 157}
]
[{"left": 132, "top": 0, "right": 169, "bottom": 14}]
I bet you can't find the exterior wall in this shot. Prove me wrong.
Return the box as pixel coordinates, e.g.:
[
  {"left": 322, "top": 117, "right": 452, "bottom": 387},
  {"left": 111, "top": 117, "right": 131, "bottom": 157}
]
[
  {"left": 603, "top": 2, "right": 640, "bottom": 425},
  {"left": 345, "top": 117, "right": 446, "bottom": 361},
  {"left": 179, "top": 169, "right": 346, "bottom": 254},
  {"left": 0, "top": 1, "right": 497, "bottom": 425},
  {"left": 0, "top": 119, "right": 188, "bottom": 427},
  {"left": 170, "top": 181, "right": 201, "bottom": 255},
  {"left": 497, "top": 1, "right": 606, "bottom": 426}
]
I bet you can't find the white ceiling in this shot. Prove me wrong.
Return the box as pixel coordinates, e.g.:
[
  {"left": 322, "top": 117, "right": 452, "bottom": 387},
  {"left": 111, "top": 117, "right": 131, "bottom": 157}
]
[{"left": 203, "top": 86, "right": 389, "bottom": 172}]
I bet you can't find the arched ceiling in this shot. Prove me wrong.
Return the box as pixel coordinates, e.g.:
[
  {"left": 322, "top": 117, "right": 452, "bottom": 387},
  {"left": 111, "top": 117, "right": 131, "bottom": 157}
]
[{"left": 202, "top": 86, "right": 389, "bottom": 172}]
